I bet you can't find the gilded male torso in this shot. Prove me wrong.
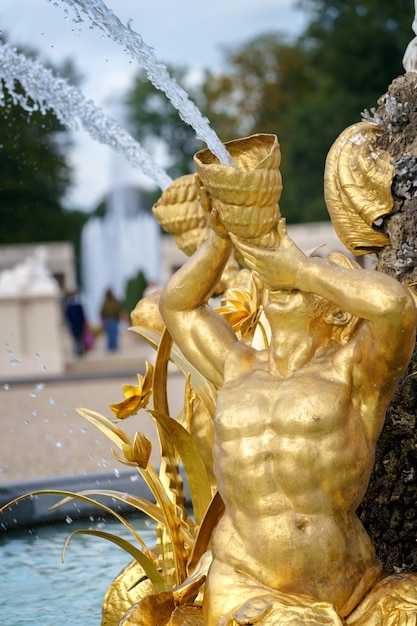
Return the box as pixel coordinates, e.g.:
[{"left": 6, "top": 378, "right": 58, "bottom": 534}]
[{"left": 212, "top": 343, "right": 382, "bottom": 611}]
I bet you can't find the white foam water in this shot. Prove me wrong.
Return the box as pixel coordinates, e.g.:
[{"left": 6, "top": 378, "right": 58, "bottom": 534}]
[
  {"left": 0, "top": 42, "right": 173, "bottom": 190},
  {"left": 56, "top": 0, "right": 237, "bottom": 168}
]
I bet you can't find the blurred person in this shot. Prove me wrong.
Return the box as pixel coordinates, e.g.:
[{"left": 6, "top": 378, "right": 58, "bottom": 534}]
[
  {"left": 64, "top": 290, "right": 86, "bottom": 357},
  {"left": 100, "top": 287, "right": 123, "bottom": 352}
]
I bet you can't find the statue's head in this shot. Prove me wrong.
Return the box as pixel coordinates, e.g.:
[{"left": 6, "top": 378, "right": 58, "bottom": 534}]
[
  {"left": 265, "top": 252, "right": 361, "bottom": 346},
  {"left": 312, "top": 252, "right": 362, "bottom": 346}
]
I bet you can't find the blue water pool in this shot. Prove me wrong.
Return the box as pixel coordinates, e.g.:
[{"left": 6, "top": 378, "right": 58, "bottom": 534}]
[{"left": 0, "top": 516, "right": 156, "bottom": 625}]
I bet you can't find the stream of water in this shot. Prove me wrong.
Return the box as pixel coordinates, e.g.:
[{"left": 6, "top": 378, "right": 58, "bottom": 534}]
[
  {"left": 0, "top": 42, "right": 173, "bottom": 191},
  {"left": 57, "top": 0, "right": 237, "bottom": 168}
]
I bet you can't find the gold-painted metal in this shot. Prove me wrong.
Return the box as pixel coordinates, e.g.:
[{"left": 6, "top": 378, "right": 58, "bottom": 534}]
[
  {"left": 152, "top": 173, "right": 210, "bottom": 256},
  {"left": 157, "top": 134, "right": 417, "bottom": 625},
  {"left": 101, "top": 560, "right": 154, "bottom": 626},
  {"left": 194, "top": 134, "right": 282, "bottom": 247},
  {"left": 109, "top": 362, "right": 154, "bottom": 419},
  {"left": 324, "top": 121, "right": 396, "bottom": 255},
  {"left": 130, "top": 288, "right": 166, "bottom": 334},
  {"left": 3, "top": 133, "right": 417, "bottom": 626}
]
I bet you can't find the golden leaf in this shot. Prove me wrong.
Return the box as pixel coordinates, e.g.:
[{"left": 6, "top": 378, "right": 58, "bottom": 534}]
[
  {"left": 132, "top": 432, "right": 152, "bottom": 468},
  {"left": 110, "top": 362, "right": 154, "bottom": 419}
]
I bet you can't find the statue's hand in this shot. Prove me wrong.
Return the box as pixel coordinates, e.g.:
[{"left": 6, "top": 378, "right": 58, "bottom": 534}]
[
  {"left": 219, "top": 594, "right": 345, "bottom": 625},
  {"left": 230, "top": 219, "right": 307, "bottom": 291},
  {"left": 195, "top": 174, "right": 230, "bottom": 239},
  {"left": 208, "top": 206, "right": 230, "bottom": 240}
]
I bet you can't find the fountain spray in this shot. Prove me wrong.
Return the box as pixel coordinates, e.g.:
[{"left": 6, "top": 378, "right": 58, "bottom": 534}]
[
  {"left": 55, "top": 0, "right": 238, "bottom": 169},
  {"left": 0, "top": 42, "right": 173, "bottom": 191}
]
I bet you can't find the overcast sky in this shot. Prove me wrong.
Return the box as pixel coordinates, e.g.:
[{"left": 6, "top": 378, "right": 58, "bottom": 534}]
[{"left": 1, "top": 0, "right": 307, "bottom": 210}]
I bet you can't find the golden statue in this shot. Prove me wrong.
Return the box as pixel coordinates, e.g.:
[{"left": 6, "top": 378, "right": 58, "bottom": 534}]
[
  {"left": 3, "top": 132, "right": 417, "bottom": 626},
  {"left": 156, "top": 132, "right": 417, "bottom": 625}
]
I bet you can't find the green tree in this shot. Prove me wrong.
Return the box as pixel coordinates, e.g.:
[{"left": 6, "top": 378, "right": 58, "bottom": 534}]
[
  {"left": 201, "top": 33, "right": 316, "bottom": 222},
  {"left": 125, "top": 1, "right": 413, "bottom": 223},
  {"left": 299, "top": 0, "right": 411, "bottom": 94},
  {"left": 124, "top": 269, "right": 148, "bottom": 316},
  {"left": 286, "top": 0, "right": 413, "bottom": 220},
  {"left": 0, "top": 40, "right": 88, "bottom": 248},
  {"left": 125, "top": 65, "right": 206, "bottom": 180}
]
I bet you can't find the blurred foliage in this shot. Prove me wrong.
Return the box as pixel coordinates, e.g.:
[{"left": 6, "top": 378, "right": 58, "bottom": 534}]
[
  {"left": 125, "top": 65, "right": 207, "bottom": 180},
  {"left": 1, "top": 0, "right": 414, "bottom": 248},
  {"left": 0, "top": 38, "right": 88, "bottom": 254},
  {"left": 124, "top": 269, "right": 148, "bottom": 317},
  {"left": 91, "top": 186, "right": 160, "bottom": 219},
  {"left": 126, "top": 0, "right": 413, "bottom": 223}
]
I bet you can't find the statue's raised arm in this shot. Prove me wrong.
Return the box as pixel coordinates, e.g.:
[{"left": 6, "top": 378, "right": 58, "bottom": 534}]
[
  {"left": 159, "top": 228, "right": 237, "bottom": 389},
  {"left": 232, "top": 218, "right": 417, "bottom": 441}
]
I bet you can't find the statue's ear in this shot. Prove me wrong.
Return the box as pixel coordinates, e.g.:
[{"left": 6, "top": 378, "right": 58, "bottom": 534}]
[{"left": 323, "top": 309, "right": 350, "bottom": 326}]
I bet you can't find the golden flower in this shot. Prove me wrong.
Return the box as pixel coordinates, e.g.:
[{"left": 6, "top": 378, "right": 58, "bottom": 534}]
[
  {"left": 214, "top": 278, "right": 262, "bottom": 343},
  {"left": 109, "top": 362, "right": 154, "bottom": 419},
  {"left": 122, "top": 432, "right": 152, "bottom": 468}
]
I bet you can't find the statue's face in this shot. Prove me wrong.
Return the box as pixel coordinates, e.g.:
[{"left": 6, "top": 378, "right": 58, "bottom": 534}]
[
  {"left": 265, "top": 289, "right": 315, "bottom": 319},
  {"left": 265, "top": 289, "right": 341, "bottom": 341}
]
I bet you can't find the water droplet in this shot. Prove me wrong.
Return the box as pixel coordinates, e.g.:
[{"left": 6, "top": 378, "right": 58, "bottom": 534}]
[
  {"left": 30, "top": 391, "right": 37, "bottom": 398},
  {"left": 41, "top": 365, "right": 47, "bottom": 371},
  {"left": 114, "top": 468, "right": 120, "bottom": 477},
  {"left": 55, "top": 440, "right": 63, "bottom": 448},
  {"left": 35, "top": 383, "right": 45, "bottom": 391},
  {"left": 65, "top": 516, "right": 73, "bottom": 524},
  {"left": 48, "top": 398, "right": 55, "bottom": 405},
  {"left": 34, "top": 353, "right": 40, "bottom": 360},
  {"left": 43, "top": 418, "right": 49, "bottom": 423},
  {"left": 68, "top": 427, "right": 74, "bottom": 434},
  {"left": 3, "top": 383, "right": 10, "bottom": 390},
  {"left": 23, "top": 419, "right": 30, "bottom": 427},
  {"left": 10, "top": 358, "right": 21, "bottom": 366},
  {"left": 32, "top": 409, "right": 38, "bottom": 417},
  {"left": 81, "top": 426, "right": 87, "bottom": 433}
]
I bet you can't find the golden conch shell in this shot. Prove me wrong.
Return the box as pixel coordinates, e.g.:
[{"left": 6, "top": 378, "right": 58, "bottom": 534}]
[
  {"left": 152, "top": 173, "right": 209, "bottom": 256},
  {"left": 152, "top": 173, "right": 207, "bottom": 236},
  {"left": 174, "top": 226, "right": 210, "bottom": 257},
  {"left": 324, "top": 122, "right": 395, "bottom": 256},
  {"left": 194, "top": 134, "right": 282, "bottom": 241}
]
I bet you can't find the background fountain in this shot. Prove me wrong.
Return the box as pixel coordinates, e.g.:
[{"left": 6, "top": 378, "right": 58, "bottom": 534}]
[{"left": 81, "top": 179, "right": 160, "bottom": 324}]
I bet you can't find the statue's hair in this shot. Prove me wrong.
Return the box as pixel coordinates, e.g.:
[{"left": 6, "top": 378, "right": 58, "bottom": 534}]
[{"left": 312, "top": 251, "right": 361, "bottom": 345}]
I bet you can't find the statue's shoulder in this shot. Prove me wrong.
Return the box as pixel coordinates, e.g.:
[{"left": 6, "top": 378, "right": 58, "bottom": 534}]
[
  {"left": 223, "top": 342, "right": 265, "bottom": 382},
  {"left": 317, "top": 340, "right": 355, "bottom": 385}
]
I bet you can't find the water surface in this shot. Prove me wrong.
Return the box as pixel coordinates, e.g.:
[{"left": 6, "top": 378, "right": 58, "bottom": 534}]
[{"left": 1, "top": 516, "right": 156, "bottom": 625}]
